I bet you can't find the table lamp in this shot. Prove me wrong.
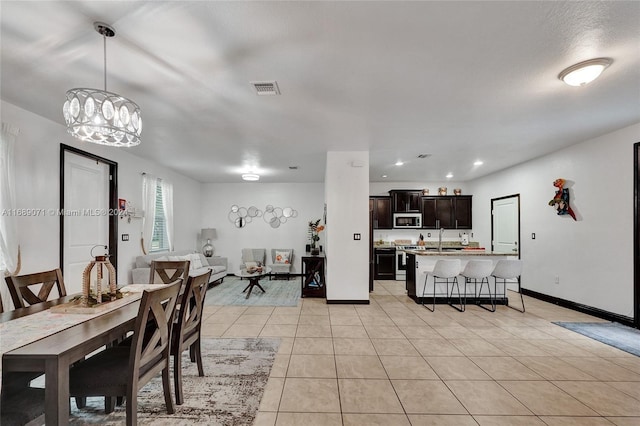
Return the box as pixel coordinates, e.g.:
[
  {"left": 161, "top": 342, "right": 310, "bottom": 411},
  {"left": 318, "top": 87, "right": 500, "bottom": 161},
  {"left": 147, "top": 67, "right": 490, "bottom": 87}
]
[{"left": 201, "top": 228, "right": 217, "bottom": 257}]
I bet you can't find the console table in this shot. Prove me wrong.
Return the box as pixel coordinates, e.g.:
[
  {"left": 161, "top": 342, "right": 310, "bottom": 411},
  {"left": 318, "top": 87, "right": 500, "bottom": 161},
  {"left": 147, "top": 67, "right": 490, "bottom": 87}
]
[{"left": 301, "top": 254, "right": 326, "bottom": 298}]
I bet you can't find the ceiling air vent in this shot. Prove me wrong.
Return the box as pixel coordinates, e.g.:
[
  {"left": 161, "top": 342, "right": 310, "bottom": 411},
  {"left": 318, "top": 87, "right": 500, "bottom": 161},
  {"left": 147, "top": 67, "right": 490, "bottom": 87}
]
[
  {"left": 417, "top": 154, "right": 432, "bottom": 159},
  {"left": 251, "top": 81, "right": 280, "bottom": 96}
]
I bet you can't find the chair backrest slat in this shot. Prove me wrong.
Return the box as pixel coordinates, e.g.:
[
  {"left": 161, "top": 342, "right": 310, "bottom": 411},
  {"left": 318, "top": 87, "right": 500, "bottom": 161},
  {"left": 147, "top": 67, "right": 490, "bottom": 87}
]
[
  {"left": 5, "top": 269, "right": 67, "bottom": 309},
  {"left": 129, "top": 279, "right": 182, "bottom": 390},
  {"left": 149, "top": 260, "right": 190, "bottom": 284},
  {"left": 175, "top": 270, "right": 212, "bottom": 346}
]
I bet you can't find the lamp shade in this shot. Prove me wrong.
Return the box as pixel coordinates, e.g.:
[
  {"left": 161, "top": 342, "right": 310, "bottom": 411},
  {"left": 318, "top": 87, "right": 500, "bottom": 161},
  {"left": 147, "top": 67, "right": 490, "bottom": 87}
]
[{"left": 201, "top": 228, "right": 217, "bottom": 241}]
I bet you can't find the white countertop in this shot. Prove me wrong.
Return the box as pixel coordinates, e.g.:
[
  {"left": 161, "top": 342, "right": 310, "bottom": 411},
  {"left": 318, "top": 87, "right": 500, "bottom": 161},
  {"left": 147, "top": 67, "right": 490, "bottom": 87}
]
[{"left": 406, "top": 249, "right": 518, "bottom": 257}]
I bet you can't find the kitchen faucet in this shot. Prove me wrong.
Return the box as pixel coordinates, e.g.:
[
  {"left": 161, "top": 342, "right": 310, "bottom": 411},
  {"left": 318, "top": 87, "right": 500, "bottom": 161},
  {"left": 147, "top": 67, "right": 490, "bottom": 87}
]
[{"left": 438, "top": 228, "right": 444, "bottom": 252}]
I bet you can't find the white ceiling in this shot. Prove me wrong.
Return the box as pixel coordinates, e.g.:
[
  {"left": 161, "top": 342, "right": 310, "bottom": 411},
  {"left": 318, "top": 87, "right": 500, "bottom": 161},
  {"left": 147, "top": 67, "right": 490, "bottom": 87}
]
[{"left": 2, "top": 1, "right": 639, "bottom": 183}]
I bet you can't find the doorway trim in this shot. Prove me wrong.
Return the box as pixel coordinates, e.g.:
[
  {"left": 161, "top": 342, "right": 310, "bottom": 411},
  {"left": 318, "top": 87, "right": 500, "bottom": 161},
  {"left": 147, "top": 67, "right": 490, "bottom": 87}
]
[
  {"left": 491, "top": 194, "right": 521, "bottom": 259},
  {"left": 634, "top": 142, "right": 639, "bottom": 328},
  {"left": 59, "top": 144, "right": 118, "bottom": 274}
]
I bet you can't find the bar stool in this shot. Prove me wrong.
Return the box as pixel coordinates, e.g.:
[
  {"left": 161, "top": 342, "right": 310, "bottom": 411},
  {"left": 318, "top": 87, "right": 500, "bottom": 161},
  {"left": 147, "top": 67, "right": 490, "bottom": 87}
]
[
  {"left": 421, "top": 259, "right": 461, "bottom": 312},
  {"left": 492, "top": 259, "right": 524, "bottom": 312},
  {"left": 456, "top": 260, "right": 494, "bottom": 312}
]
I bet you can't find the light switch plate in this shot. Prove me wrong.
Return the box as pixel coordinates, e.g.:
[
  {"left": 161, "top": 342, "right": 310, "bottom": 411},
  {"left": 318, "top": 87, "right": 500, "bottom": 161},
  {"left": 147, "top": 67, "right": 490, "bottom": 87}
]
[
  {"left": 122, "top": 234, "right": 129, "bottom": 241},
  {"left": 354, "top": 233, "right": 361, "bottom": 240}
]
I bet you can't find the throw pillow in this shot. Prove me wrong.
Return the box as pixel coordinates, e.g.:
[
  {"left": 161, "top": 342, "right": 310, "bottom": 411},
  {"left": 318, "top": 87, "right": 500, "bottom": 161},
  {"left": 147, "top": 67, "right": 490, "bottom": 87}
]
[
  {"left": 275, "top": 251, "right": 290, "bottom": 264},
  {"left": 170, "top": 255, "right": 195, "bottom": 272},
  {"left": 190, "top": 253, "right": 204, "bottom": 269},
  {"left": 245, "top": 261, "right": 257, "bottom": 269}
]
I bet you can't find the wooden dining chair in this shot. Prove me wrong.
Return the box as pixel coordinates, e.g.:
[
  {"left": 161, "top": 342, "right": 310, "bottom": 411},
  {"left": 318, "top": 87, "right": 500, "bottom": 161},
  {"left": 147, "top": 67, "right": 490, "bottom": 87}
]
[
  {"left": 149, "top": 260, "right": 190, "bottom": 284},
  {"left": 5, "top": 268, "right": 67, "bottom": 309},
  {"left": 68, "top": 280, "right": 182, "bottom": 425},
  {"left": 172, "top": 269, "right": 212, "bottom": 405}
]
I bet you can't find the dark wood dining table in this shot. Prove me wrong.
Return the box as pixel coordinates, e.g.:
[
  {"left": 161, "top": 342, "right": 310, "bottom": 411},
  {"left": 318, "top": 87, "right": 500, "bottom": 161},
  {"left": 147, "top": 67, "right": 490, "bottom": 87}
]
[{"left": 1, "top": 294, "right": 143, "bottom": 425}]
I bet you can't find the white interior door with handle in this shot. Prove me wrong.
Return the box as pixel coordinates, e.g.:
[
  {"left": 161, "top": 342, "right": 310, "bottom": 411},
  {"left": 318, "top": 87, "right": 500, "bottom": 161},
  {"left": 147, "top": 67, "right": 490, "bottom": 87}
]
[
  {"left": 63, "top": 151, "right": 110, "bottom": 294},
  {"left": 492, "top": 195, "right": 520, "bottom": 255}
]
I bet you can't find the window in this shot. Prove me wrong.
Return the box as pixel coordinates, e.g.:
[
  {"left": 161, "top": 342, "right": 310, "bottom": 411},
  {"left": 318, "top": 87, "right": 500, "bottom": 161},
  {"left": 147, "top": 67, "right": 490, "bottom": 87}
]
[{"left": 151, "top": 182, "right": 169, "bottom": 252}]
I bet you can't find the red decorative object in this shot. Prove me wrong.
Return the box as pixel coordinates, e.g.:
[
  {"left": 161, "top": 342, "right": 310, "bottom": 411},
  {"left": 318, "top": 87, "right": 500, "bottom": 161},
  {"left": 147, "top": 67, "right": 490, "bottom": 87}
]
[{"left": 548, "top": 178, "right": 576, "bottom": 220}]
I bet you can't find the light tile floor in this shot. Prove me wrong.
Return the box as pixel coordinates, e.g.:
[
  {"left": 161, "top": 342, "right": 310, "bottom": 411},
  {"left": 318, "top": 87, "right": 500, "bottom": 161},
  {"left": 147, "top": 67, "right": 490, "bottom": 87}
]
[{"left": 201, "top": 280, "right": 640, "bottom": 426}]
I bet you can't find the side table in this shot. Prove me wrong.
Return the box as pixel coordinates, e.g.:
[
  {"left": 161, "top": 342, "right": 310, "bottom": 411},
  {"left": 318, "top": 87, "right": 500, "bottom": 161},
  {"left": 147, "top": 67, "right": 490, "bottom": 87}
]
[{"left": 301, "top": 254, "right": 326, "bottom": 298}]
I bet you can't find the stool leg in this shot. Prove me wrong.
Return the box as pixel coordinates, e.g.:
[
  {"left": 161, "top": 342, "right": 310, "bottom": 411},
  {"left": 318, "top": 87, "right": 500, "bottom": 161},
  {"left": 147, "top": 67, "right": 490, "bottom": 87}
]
[
  {"left": 505, "top": 276, "right": 525, "bottom": 313},
  {"left": 448, "top": 277, "right": 465, "bottom": 312},
  {"left": 422, "top": 273, "right": 435, "bottom": 312},
  {"left": 477, "top": 276, "right": 496, "bottom": 312}
]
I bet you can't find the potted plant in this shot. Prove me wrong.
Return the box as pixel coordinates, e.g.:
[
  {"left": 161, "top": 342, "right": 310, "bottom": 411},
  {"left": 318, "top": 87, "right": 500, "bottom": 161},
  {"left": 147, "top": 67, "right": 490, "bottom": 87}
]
[{"left": 308, "top": 219, "right": 324, "bottom": 255}]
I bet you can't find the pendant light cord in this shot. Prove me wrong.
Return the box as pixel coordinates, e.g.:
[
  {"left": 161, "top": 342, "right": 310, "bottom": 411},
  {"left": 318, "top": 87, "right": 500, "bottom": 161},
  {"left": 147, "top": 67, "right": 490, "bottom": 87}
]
[{"left": 103, "top": 32, "right": 107, "bottom": 92}]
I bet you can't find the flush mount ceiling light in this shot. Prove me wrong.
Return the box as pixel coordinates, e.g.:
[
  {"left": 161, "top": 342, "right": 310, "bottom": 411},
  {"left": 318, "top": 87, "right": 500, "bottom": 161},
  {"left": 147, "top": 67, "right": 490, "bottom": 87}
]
[
  {"left": 395, "top": 161, "right": 404, "bottom": 166},
  {"left": 446, "top": 173, "right": 453, "bottom": 178},
  {"left": 558, "top": 58, "right": 612, "bottom": 87},
  {"left": 242, "top": 173, "right": 260, "bottom": 181},
  {"left": 63, "top": 22, "right": 142, "bottom": 147},
  {"left": 474, "top": 160, "right": 484, "bottom": 166}
]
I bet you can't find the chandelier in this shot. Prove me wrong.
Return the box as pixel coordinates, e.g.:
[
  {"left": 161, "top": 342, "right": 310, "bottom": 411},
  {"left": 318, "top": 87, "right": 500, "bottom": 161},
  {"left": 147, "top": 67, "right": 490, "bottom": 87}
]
[{"left": 63, "top": 22, "right": 142, "bottom": 147}]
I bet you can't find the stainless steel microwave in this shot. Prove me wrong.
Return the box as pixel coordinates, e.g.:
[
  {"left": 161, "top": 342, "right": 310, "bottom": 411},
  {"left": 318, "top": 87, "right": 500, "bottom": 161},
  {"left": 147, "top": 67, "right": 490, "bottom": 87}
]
[{"left": 393, "top": 213, "right": 422, "bottom": 228}]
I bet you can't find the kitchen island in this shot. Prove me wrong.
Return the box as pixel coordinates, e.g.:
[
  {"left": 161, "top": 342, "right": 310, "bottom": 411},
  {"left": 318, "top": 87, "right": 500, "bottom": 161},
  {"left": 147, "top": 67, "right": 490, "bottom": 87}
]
[{"left": 405, "top": 250, "right": 519, "bottom": 305}]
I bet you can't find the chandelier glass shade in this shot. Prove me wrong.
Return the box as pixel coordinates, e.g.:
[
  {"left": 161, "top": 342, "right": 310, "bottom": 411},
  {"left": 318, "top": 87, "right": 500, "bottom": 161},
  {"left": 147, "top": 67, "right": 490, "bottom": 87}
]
[
  {"left": 63, "top": 22, "right": 142, "bottom": 147},
  {"left": 63, "top": 88, "right": 142, "bottom": 147}
]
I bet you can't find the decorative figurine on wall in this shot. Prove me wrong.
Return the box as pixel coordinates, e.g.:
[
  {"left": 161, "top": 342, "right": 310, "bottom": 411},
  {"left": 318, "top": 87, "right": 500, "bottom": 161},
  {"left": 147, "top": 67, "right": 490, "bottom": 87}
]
[{"left": 548, "top": 178, "right": 576, "bottom": 220}]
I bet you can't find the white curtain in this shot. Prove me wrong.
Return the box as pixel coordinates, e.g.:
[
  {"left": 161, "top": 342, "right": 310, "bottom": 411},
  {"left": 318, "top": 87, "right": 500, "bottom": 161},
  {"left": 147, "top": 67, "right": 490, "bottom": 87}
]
[
  {"left": 141, "top": 173, "right": 158, "bottom": 254},
  {"left": 0, "top": 123, "right": 21, "bottom": 311},
  {"left": 160, "top": 179, "right": 174, "bottom": 252}
]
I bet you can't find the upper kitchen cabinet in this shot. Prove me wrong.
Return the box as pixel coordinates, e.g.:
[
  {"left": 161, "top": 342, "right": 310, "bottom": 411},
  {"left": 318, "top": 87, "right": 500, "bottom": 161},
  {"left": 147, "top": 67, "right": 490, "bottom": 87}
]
[
  {"left": 453, "top": 196, "right": 472, "bottom": 229},
  {"left": 421, "top": 195, "right": 472, "bottom": 229},
  {"left": 370, "top": 196, "right": 392, "bottom": 229},
  {"left": 390, "top": 190, "right": 422, "bottom": 212}
]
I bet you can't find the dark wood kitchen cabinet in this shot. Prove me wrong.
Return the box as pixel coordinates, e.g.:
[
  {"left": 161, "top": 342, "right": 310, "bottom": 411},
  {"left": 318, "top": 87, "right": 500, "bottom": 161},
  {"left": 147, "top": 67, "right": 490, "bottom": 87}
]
[
  {"left": 374, "top": 247, "right": 395, "bottom": 280},
  {"left": 370, "top": 197, "right": 392, "bottom": 229},
  {"left": 422, "top": 195, "right": 472, "bottom": 229},
  {"left": 453, "top": 196, "right": 472, "bottom": 229},
  {"left": 390, "top": 190, "right": 421, "bottom": 213}
]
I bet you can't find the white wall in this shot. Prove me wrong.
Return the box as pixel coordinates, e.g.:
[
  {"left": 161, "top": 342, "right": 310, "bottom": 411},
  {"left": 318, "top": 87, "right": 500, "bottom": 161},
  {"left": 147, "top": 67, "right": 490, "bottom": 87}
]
[
  {"left": 325, "top": 152, "right": 369, "bottom": 301},
  {"left": 1, "top": 101, "right": 202, "bottom": 297},
  {"left": 200, "top": 183, "right": 325, "bottom": 272},
  {"left": 469, "top": 122, "right": 639, "bottom": 317}
]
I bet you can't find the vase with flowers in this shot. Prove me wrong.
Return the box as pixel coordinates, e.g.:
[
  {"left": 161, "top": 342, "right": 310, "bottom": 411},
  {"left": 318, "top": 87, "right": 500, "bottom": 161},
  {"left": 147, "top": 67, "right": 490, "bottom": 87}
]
[{"left": 308, "top": 219, "right": 325, "bottom": 255}]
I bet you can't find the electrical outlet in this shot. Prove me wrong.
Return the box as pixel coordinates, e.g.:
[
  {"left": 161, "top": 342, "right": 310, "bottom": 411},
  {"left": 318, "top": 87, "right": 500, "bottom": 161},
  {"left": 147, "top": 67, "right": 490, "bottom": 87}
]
[
  {"left": 121, "top": 234, "right": 129, "bottom": 241},
  {"left": 427, "top": 233, "right": 431, "bottom": 237},
  {"left": 555, "top": 275, "right": 559, "bottom": 285}
]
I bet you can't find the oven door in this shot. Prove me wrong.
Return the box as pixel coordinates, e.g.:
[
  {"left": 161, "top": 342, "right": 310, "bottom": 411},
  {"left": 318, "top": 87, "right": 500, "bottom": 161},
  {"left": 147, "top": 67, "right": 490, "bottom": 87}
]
[{"left": 395, "top": 249, "right": 407, "bottom": 279}]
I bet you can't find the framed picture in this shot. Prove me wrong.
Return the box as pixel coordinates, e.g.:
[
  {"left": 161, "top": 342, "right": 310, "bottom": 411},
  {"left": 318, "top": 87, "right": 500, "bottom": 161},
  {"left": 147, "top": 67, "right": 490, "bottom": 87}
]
[{"left": 118, "top": 198, "right": 127, "bottom": 211}]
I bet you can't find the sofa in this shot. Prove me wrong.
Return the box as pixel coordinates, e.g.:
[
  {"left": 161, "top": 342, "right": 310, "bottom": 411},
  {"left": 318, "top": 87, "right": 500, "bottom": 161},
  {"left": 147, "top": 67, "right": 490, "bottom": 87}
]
[{"left": 131, "top": 249, "right": 227, "bottom": 286}]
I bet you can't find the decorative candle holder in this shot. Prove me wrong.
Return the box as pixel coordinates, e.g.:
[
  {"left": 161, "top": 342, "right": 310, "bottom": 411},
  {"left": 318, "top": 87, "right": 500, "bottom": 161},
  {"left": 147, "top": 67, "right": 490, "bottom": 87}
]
[
  {"left": 81, "top": 246, "right": 117, "bottom": 307},
  {"left": 438, "top": 187, "right": 447, "bottom": 196}
]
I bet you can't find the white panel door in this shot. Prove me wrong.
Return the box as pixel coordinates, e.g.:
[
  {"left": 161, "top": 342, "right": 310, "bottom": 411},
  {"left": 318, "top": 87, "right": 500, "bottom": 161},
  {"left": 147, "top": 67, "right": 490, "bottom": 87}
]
[
  {"left": 63, "top": 152, "right": 110, "bottom": 294},
  {"left": 492, "top": 196, "right": 519, "bottom": 254}
]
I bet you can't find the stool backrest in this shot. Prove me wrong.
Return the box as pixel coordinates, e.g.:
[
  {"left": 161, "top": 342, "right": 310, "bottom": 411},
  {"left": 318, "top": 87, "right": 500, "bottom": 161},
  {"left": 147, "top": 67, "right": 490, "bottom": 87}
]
[
  {"left": 492, "top": 259, "right": 523, "bottom": 279},
  {"left": 461, "top": 260, "right": 494, "bottom": 279},
  {"left": 432, "top": 259, "right": 461, "bottom": 278}
]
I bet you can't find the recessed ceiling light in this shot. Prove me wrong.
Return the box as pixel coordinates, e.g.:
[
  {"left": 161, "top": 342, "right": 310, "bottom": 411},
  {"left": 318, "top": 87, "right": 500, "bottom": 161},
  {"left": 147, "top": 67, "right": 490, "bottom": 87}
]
[
  {"left": 558, "top": 58, "right": 612, "bottom": 87},
  {"left": 446, "top": 173, "right": 453, "bottom": 179},
  {"left": 395, "top": 161, "right": 404, "bottom": 166},
  {"left": 474, "top": 160, "right": 483, "bottom": 166},
  {"left": 242, "top": 173, "right": 260, "bottom": 181},
  {"left": 381, "top": 175, "right": 388, "bottom": 178}
]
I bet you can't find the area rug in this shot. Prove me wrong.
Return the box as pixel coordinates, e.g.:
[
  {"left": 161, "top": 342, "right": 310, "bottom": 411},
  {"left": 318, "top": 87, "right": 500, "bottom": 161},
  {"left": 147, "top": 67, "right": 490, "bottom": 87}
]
[
  {"left": 553, "top": 321, "right": 640, "bottom": 357},
  {"left": 68, "top": 337, "right": 281, "bottom": 425},
  {"left": 205, "top": 276, "right": 300, "bottom": 306}
]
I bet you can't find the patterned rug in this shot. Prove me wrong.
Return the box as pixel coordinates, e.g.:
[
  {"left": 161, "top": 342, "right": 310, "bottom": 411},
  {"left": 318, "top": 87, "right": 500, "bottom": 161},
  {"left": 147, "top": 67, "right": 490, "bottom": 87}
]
[
  {"left": 554, "top": 322, "right": 640, "bottom": 357},
  {"left": 67, "top": 338, "right": 280, "bottom": 425},
  {"left": 205, "top": 276, "right": 301, "bottom": 306}
]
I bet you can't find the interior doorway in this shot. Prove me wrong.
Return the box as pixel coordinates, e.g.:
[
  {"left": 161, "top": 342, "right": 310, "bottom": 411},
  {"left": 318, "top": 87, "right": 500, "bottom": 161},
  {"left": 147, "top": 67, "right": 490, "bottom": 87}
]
[
  {"left": 491, "top": 194, "right": 520, "bottom": 256},
  {"left": 60, "top": 144, "right": 118, "bottom": 294}
]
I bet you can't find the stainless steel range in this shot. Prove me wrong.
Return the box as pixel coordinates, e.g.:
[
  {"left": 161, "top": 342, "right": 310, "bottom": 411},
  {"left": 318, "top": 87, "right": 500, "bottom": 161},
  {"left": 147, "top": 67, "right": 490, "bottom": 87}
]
[{"left": 394, "top": 244, "right": 426, "bottom": 280}]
